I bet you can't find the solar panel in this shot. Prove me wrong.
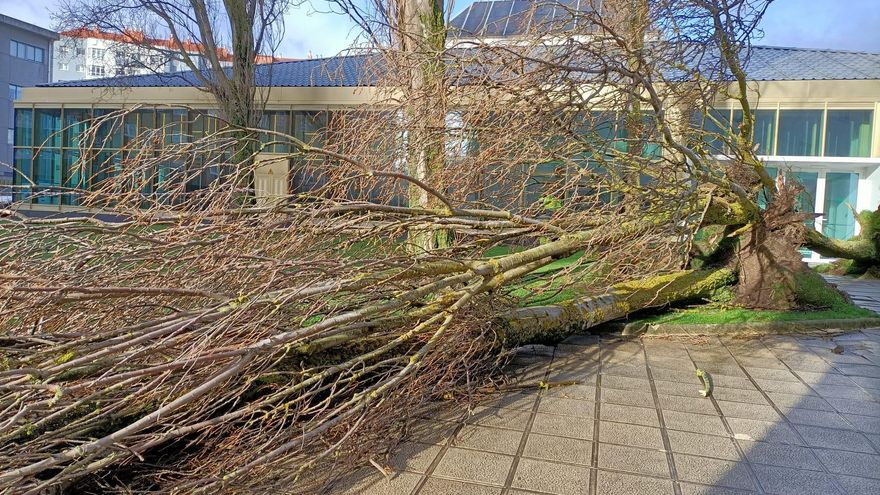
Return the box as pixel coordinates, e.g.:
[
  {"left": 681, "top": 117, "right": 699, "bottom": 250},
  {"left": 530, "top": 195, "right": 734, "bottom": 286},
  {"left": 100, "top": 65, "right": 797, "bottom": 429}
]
[
  {"left": 462, "top": 1, "right": 491, "bottom": 35},
  {"left": 503, "top": 0, "right": 533, "bottom": 36},
  {"left": 484, "top": 0, "right": 515, "bottom": 37}
]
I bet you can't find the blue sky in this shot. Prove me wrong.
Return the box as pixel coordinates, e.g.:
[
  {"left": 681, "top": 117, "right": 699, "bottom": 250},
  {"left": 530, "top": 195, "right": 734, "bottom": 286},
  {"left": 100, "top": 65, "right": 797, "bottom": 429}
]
[{"left": 1, "top": 0, "right": 878, "bottom": 58}]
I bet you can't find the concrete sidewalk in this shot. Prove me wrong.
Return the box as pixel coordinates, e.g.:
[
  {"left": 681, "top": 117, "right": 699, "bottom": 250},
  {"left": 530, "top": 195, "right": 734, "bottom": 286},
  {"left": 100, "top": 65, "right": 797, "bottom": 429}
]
[{"left": 336, "top": 278, "right": 880, "bottom": 495}]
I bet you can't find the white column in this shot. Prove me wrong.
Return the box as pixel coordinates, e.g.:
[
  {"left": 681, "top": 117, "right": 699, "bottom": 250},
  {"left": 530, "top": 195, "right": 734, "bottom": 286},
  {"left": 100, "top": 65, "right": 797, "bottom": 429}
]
[{"left": 813, "top": 170, "right": 827, "bottom": 261}]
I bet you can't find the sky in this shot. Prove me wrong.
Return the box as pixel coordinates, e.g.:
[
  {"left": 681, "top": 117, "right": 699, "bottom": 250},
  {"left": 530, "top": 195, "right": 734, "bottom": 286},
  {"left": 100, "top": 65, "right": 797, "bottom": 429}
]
[{"left": 1, "top": 0, "right": 878, "bottom": 58}]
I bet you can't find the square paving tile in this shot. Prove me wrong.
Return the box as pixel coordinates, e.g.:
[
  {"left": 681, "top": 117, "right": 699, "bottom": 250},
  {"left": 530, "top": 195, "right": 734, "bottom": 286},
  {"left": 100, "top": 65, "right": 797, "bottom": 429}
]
[
  {"left": 601, "top": 364, "right": 649, "bottom": 379},
  {"left": 595, "top": 470, "right": 675, "bottom": 495},
  {"left": 834, "top": 474, "right": 880, "bottom": 495},
  {"left": 660, "top": 394, "right": 719, "bottom": 416},
  {"left": 601, "top": 374, "right": 652, "bottom": 391},
  {"left": 545, "top": 384, "right": 597, "bottom": 401},
  {"left": 597, "top": 443, "right": 670, "bottom": 477},
  {"left": 601, "top": 387, "right": 656, "bottom": 408},
  {"left": 725, "top": 417, "right": 803, "bottom": 445},
  {"left": 753, "top": 378, "right": 815, "bottom": 396},
  {"left": 716, "top": 401, "right": 780, "bottom": 422},
  {"left": 387, "top": 442, "right": 443, "bottom": 473},
  {"left": 599, "top": 421, "right": 664, "bottom": 450},
  {"left": 537, "top": 397, "right": 596, "bottom": 418},
  {"left": 813, "top": 449, "right": 880, "bottom": 479},
  {"left": 523, "top": 433, "right": 593, "bottom": 465},
  {"left": 824, "top": 397, "right": 880, "bottom": 417},
  {"left": 419, "top": 478, "right": 502, "bottom": 495},
  {"left": 710, "top": 387, "right": 769, "bottom": 405},
  {"left": 482, "top": 391, "right": 540, "bottom": 411},
  {"left": 794, "top": 424, "right": 877, "bottom": 453},
  {"left": 465, "top": 407, "right": 532, "bottom": 431},
  {"left": 666, "top": 430, "right": 740, "bottom": 461},
  {"left": 599, "top": 403, "right": 660, "bottom": 427},
  {"left": 679, "top": 482, "right": 758, "bottom": 495},
  {"left": 736, "top": 439, "right": 824, "bottom": 471},
  {"left": 783, "top": 408, "right": 852, "bottom": 429},
  {"left": 752, "top": 464, "right": 842, "bottom": 495},
  {"left": 652, "top": 368, "right": 704, "bottom": 384},
  {"left": 431, "top": 448, "right": 513, "bottom": 486},
  {"left": 810, "top": 384, "right": 874, "bottom": 401},
  {"left": 511, "top": 457, "right": 591, "bottom": 495},
  {"left": 408, "top": 419, "right": 459, "bottom": 445},
  {"left": 674, "top": 453, "right": 757, "bottom": 491},
  {"left": 452, "top": 425, "right": 524, "bottom": 455},
  {"left": 663, "top": 410, "right": 727, "bottom": 436},
  {"left": 766, "top": 392, "right": 834, "bottom": 412},
  {"left": 347, "top": 471, "right": 422, "bottom": 495},
  {"left": 844, "top": 413, "right": 880, "bottom": 434},
  {"left": 531, "top": 412, "right": 594, "bottom": 440},
  {"left": 654, "top": 379, "right": 702, "bottom": 397}
]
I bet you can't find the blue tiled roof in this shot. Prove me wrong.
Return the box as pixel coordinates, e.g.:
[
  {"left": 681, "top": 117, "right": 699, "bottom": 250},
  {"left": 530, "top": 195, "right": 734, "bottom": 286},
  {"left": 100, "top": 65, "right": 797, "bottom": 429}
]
[
  {"left": 42, "top": 54, "right": 380, "bottom": 88},
  {"left": 40, "top": 46, "right": 880, "bottom": 89}
]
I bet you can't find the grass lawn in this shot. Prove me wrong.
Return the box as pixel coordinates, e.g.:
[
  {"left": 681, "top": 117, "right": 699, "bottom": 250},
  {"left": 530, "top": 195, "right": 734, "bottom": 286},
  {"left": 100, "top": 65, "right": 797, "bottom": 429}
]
[{"left": 630, "top": 303, "right": 877, "bottom": 325}]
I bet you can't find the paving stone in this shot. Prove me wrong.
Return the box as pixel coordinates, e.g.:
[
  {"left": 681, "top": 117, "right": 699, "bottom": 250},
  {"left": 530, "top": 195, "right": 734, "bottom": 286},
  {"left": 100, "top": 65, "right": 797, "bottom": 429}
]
[
  {"left": 431, "top": 448, "right": 513, "bottom": 486},
  {"left": 545, "top": 384, "right": 597, "bottom": 401},
  {"left": 739, "top": 358, "right": 788, "bottom": 371},
  {"left": 547, "top": 367, "right": 599, "bottom": 384},
  {"left": 465, "top": 407, "right": 532, "bottom": 431},
  {"left": 736, "top": 439, "right": 824, "bottom": 470},
  {"left": 597, "top": 443, "right": 669, "bottom": 477},
  {"left": 599, "top": 403, "right": 660, "bottom": 427},
  {"left": 419, "top": 478, "right": 502, "bottom": 495},
  {"left": 716, "top": 401, "right": 781, "bottom": 422},
  {"left": 725, "top": 417, "right": 803, "bottom": 445},
  {"left": 679, "top": 482, "right": 758, "bottom": 495},
  {"left": 511, "top": 457, "right": 591, "bottom": 495},
  {"left": 652, "top": 367, "right": 704, "bottom": 384},
  {"left": 711, "top": 387, "right": 770, "bottom": 405},
  {"left": 781, "top": 359, "right": 832, "bottom": 373},
  {"left": 408, "top": 419, "right": 459, "bottom": 445},
  {"left": 482, "top": 391, "right": 539, "bottom": 411},
  {"left": 834, "top": 474, "right": 880, "bottom": 495},
  {"left": 531, "top": 412, "right": 594, "bottom": 440},
  {"left": 674, "top": 453, "right": 757, "bottom": 491},
  {"left": 813, "top": 449, "right": 880, "bottom": 479},
  {"left": 537, "top": 397, "right": 596, "bottom": 418},
  {"left": 598, "top": 421, "right": 664, "bottom": 450},
  {"left": 522, "top": 433, "right": 593, "bottom": 466},
  {"left": 601, "top": 365, "right": 649, "bottom": 379},
  {"left": 848, "top": 376, "right": 880, "bottom": 390},
  {"left": 560, "top": 333, "right": 601, "bottom": 346},
  {"left": 387, "top": 442, "right": 442, "bottom": 473},
  {"left": 783, "top": 408, "right": 852, "bottom": 429},
  {"left": 794, "top": 424, "right": 878, "bottom": 453},
  {"left": 663, "top": 410, "right": 727, "bottom": 436},
  {"left": 810, "top": 384, "right": 874, "bottom": 401},
  {"left": 766, "top": 392, "right": 834, "bottom": 412},
  {"left": 752, "top": 464, "right": 842, "bottom": 495},
  {"left": 648, "top": 356, "right": 696, "bottom": 371},
  {"left": 660, "top": 394, "right": 719, "bottom": 416},
  {"left": 452, "top": 425, "right": 524, "bottom": 455},
  {"left": 838, "top": 364, "right": 880, "bottom": 378},
  {"left": 654, "top": 379, "right": 702, "bottom": 397},
  {"left": 601, "top": 374, "right": 652, "bottom": 391},
  {"left": 347, "top": 471, "right": 422, "bottom": 495},
  {"left": 794, "top": 370, "right": 857, "bottom": 386},
  {"left": 596, "top": 470, "right": 674, "bottom": 495},
  {"left": 753, "top": 378, "right": 815, "bottom": 396},
  {"left": 844, "top": 413, "right": 880, "bottom": 434},
  {"left": 600, "top": 387, "right": 656, "bottom": 408},
  {"left": 666, "top": 430, "right": 740, "bottom": 461},
  {"left": 824, "top": 397, "right": 880, "bottom": 417}
]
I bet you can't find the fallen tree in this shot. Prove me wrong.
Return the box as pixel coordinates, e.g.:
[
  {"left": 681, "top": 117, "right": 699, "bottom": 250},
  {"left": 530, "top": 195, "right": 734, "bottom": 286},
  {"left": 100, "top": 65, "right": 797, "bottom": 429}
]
[{"left": 0, "top": 0, "right": 874, "bottom": 493}]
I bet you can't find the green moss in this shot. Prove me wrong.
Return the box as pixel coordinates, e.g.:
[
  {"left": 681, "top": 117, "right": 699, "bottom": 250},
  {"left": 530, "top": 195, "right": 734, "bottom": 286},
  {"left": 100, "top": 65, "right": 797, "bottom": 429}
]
[{"left": 633, "top": 302, "right": 875, "bottom": 325}]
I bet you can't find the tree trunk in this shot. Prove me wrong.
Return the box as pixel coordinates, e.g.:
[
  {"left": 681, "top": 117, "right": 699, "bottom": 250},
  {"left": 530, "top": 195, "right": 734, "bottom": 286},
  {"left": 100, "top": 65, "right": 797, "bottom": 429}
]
[{"left": 499, "top": 268, "right": 735, "bottom": 346}]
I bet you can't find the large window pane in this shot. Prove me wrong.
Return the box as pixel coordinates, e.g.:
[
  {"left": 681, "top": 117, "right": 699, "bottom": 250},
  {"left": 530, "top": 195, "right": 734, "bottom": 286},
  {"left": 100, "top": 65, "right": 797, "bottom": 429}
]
[
  {"left": 825, "top": 110, "right": 872, "bottom": 157},
  {"left": 823, "top": 172, "right": 859, "bottom": 240},
  {"left": 777, "top": 110, "right": 823, "bottom": 156},
  {"left": 34, "top": 150, "right": 61, "bottom": 204},
  {"left": 35, "top": 108, "right": 61, "bottom": 148},
  {"left": 701, "top": 108, "right": 731, "bottom": 154},
  {"left": 14, "top": 109, "right": 33, "bottom": 147},
  {"left": 733, "top": 109, "right": 776, "bottom": 155},
  {"left": 63, "top": 108, "right": 91, "bottom": 148},
  {"left": 13, "top": 148, "right": 33, "bottom": 201}
]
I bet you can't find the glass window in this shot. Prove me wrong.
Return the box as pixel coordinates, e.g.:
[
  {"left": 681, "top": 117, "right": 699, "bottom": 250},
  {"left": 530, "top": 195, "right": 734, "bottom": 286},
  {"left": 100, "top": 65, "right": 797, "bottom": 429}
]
[
  {"left": 701, "top": 108, "right": 731, "bottom": 154},
  {"left": 63, "top": 108, "right": 91, "bottom": 148},
  {"left": 8, "top": 84, "right": 22, "bottom": 101},
  {"left": 14, "top": 108, "right": 33, "bottom": 147},
  {"left": 89, "top": 65, "right": 106, "bottom": 77},
  {"left": 825, "top": 110, "right": 872, "bottom": 157},
  {"left": 62, "top": 150, "right": 84, "bottom": 205},
  {"left": 35, "top": 108, "right": 62, "bottom": 148},
  {"left": 93, "top": 109, "right": 123, "bottom": 149},
  {"left": 777, "top": 110, "right": 823, "bottom": 156},
  {"left": 733, "top": 109, "right": 776, "bottom": 155},
  {"left": 13, "top": 148, "right": 33, "bottom": 201},
  {"left": 34, "top": 150, "right": 62, "bottom": 204},
  {"left": 823, "top": 172, "right": 859, "bottom": 240}
]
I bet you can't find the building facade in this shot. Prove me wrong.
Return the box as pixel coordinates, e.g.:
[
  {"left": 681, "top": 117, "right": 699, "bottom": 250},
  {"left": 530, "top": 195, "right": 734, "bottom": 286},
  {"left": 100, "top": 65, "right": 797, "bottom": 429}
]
[{"left": 0, "top": 14, "right": 58, "bottom": 182}]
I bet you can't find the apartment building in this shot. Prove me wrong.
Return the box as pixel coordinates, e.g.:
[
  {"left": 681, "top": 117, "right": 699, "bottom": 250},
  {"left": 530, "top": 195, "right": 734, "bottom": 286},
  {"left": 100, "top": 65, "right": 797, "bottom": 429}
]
[{"left": 0, "top": 14, "right": 58, "bottom": 182}]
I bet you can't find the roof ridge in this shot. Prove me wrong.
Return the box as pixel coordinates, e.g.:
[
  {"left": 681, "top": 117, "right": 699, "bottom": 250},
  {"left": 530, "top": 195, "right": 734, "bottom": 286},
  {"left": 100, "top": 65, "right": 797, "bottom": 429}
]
[{"left": 753, "top": 45, "right": 880, "bottom": 56}]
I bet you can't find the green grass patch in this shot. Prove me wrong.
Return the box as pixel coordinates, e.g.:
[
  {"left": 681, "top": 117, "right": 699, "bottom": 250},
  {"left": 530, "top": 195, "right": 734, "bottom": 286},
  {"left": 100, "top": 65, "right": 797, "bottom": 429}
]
[{"left": 632, "top": 303, "right": 876, "bottom": 325}]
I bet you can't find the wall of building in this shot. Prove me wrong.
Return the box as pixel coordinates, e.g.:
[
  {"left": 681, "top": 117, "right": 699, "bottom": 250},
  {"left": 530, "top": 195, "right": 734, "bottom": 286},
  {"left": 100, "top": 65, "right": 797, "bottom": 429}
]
[{"left": 0, "top": 16, "right": 57, "bottom": 181}]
